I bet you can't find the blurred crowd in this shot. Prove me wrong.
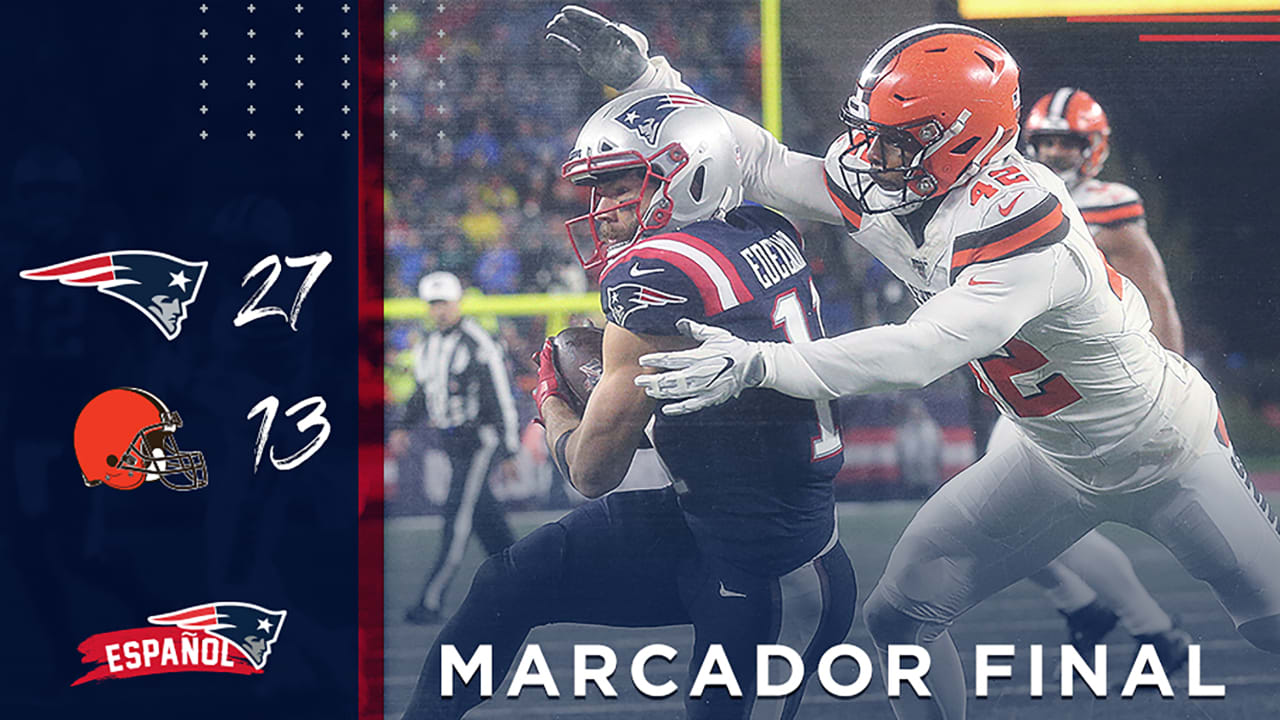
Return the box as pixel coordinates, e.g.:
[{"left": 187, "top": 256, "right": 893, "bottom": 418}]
[{"left": 383, "top": 1, "right": 763, "bottom": 302}]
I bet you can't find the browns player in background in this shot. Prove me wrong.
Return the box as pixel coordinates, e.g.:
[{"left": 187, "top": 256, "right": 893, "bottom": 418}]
[{"left": 1024, "top": 88, "right": 1182, "bottom": 352}]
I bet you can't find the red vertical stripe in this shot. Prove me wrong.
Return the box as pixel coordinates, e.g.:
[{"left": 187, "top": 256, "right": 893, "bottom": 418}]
[{"left": 358, "top": 0, "right": 384, "bottom": 717}]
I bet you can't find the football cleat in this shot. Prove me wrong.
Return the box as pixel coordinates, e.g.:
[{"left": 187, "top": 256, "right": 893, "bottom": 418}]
[
  {"left": 1060, "top": 599, "right": 1119, "bottom": 651},
  {"left": 1133, "top": 623, "right": 1192, "bottom": 675}
]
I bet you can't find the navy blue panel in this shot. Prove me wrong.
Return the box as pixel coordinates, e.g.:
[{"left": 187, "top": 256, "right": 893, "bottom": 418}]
[{"left": 0, "top": 3, "right": 358, "bottom": 717}]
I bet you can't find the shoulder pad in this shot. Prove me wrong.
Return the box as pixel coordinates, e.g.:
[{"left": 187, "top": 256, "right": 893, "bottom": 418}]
[
  {"left": 1074, "top": 180, "right": 1145, "bottom": 227},
  {"left": 724, "top": 205, "right": 802, "bottom": 249},
  {"left": 950, "top": 165, "right": 1070, "bottom": 282},
  {"left": 600, "top": 232, "right": 756, "bottom": 332}
]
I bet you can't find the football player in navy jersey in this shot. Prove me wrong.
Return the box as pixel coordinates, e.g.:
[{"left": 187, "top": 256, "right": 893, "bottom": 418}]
[{"left": 401, "top": 89, "right": 855, "bottom": 720}]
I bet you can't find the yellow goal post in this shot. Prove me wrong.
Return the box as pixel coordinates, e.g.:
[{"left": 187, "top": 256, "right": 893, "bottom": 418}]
[{"left": 384, "top": 292, "right": 602, "bottom": 336}]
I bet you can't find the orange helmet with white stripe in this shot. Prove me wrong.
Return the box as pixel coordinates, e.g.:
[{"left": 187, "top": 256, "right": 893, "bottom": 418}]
[
  {"left": 838, "top": 24, "right": 1022, "bottom": 214},
  {"left": 1024, "top": 88, "right": 1111, "bottom": 186}
]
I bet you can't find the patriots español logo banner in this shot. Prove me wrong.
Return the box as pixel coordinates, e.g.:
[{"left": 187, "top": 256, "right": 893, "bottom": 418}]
[
  {"left": 613, "top": 93, "right": 707, "bottom": 146},
  {"left": 19, "top": 251, "right": 208, "bottom": 340},
  {"left": 71, "top": 602, "right": 287, "bottom": 685}
]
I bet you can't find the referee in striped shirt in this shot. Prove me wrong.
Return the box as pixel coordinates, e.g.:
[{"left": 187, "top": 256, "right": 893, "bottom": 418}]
[{"left": 392, "top": 271, "right": 518, "bottom": 625}]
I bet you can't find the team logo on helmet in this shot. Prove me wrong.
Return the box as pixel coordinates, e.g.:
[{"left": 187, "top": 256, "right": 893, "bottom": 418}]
[
  {"left": 19, "top": 250, "right": 208, "bottom": 340},
  {"left": 613, "top": 93, "right": 706, "bottom": 146},
  {"left": 606, "top": 282, "right": 688, "bottom": 326},
  {"left": 72, "top": 602, "right": 287, "bottom": 685},
  {"left": 74, "top": 387, "right": 208, "bottom": 492}
]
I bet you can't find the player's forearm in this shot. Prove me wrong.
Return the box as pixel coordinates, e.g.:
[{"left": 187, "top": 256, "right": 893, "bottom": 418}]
[
  {"left": 542, "top": 395, "right": 644, "bottom": 499},
  {"left": 759, "top": 320, "right": 988, "bottom": 399},
  {"left": 624, "top": 55, "right": 692, "bottom": 95},
  {"left": 1125, "top": 266, "right": 1185, "bottom": 354},
  {"left": 626, "top": 55, "right": 839, "bottom": 226},
  {"left": 757, "top": 252, "right": 1071, "bottom": 399},
  {"left": 1144, "top": 287, "right": 1185, "bottom": 354}
]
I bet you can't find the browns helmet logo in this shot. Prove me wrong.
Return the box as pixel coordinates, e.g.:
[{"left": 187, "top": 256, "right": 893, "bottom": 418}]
[{"left": 74, "top": 387, "right": 208, "bottom": 491}]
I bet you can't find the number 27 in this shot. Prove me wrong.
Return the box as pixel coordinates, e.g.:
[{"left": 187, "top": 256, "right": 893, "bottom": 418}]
[{"left": 235, "top": 251, "right": 332, "bottom": 330}]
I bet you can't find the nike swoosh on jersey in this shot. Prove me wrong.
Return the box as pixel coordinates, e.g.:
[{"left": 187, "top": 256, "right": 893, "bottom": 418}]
[
  {"left": 718, "top": 581, "right": 747, "bottom": 599},
  {"left": 967, "top": 277, "right": 1000, "bottom": 286},
  {"left": 998, "top": 192, "right": 1025, "bottom": 217},
  {"left": 629, "top": 265, "right": 664, "bottom": 277}
]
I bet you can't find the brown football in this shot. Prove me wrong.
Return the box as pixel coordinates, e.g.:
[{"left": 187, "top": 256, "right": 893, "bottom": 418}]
[{"left": 551, "top": 325, "right": 605, "bottom": 415}]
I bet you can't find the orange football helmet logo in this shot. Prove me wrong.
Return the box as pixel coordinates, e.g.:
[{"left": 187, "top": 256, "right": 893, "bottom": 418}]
[{"left": 74, "top": 387, "right": 208, "bottom": 491}]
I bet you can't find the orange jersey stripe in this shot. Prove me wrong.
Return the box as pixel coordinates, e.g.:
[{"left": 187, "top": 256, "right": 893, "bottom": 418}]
[
  {"left": 952, "top": 202, "right": 1066, "bottom": 269},
  {"left": 1081, "top": 202, "right": 1144, "bottom": 226}
]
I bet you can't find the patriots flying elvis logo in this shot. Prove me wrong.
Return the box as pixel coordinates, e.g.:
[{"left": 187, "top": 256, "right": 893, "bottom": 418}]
[
  {"left": 614, "top": 93, "right": 707, "bottom": 146},
  {"left": 607, "top": 282, "right": 688, "bottom": 326},
  {"left": 71, "top": 601, "right": 287, "bottom": 685},
  {"left": 19, "top": 251, "right": 207, "bottom": 340}
]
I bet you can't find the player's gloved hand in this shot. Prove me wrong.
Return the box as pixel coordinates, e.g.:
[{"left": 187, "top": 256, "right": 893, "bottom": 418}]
[
  {"left": 531, "top": 338, "right": 569, "bottom": 424},
  {"left": 545, "top": 5, "right": 650, "bottom": 89},
  {"left": 635, "top": 319, "right": 767, "bottom": 416}
]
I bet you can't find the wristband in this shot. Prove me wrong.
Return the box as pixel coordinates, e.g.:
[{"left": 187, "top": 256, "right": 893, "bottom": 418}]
[{"left": 552, "top": 428, "right": 574, "bottom": 481}]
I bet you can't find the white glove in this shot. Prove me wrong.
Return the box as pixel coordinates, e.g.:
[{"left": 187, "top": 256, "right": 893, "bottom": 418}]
[{"left": 635, "top": 319, "right": 767, "bottom": 416}]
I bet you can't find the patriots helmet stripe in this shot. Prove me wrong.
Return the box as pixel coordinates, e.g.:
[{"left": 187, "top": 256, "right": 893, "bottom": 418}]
[
  {"left": 148, "top": 602, "right": 287, "bottom": 670},
  {"left": 19, "top": 250, "right": 208, "bottom": 340}
]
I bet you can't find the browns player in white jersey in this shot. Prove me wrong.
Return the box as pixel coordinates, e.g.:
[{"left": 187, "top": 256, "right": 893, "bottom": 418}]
[
  {"left": 1025, "top": 87, "right": 1183, "bottom": 352},
  {"left": 547, "top": 13, "right": 1280, "bottom": 720},
  {"left": 982, "top": 87, "right": 1193, "bottom": 666}
]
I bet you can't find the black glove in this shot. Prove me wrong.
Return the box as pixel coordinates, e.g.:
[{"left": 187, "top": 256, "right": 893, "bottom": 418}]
[{"left": 545, "top": 5, "right": 648, "bottom": 89}]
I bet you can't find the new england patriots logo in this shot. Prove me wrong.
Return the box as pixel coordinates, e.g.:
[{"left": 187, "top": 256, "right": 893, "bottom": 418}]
[
  {"left": 19, "top": 251, "right": 208, "bottom": 340},
  {"left": 607, "top": 283, "right": 688, "bottom": 326},
  {"left": 148, "top": 602, "right": 287, "bottom": 670},
  {"left": 614, "top": 93, "right": 707, "bottom": 146}
]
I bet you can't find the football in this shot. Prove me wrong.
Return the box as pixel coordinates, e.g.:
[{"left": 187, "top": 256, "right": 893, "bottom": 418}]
[{"left": 551, "top": 325, "right": 605, "bottom": 415}]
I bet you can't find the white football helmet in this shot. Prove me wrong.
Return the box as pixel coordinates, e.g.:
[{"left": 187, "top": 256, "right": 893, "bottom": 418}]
[{"left": 561, "top": 89, "right": 742, "bottom": 272}]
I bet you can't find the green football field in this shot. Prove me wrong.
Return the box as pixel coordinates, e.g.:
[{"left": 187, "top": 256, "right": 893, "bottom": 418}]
[{"left": 383, "top": 499, "right": 1280, "bottom": 719}]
